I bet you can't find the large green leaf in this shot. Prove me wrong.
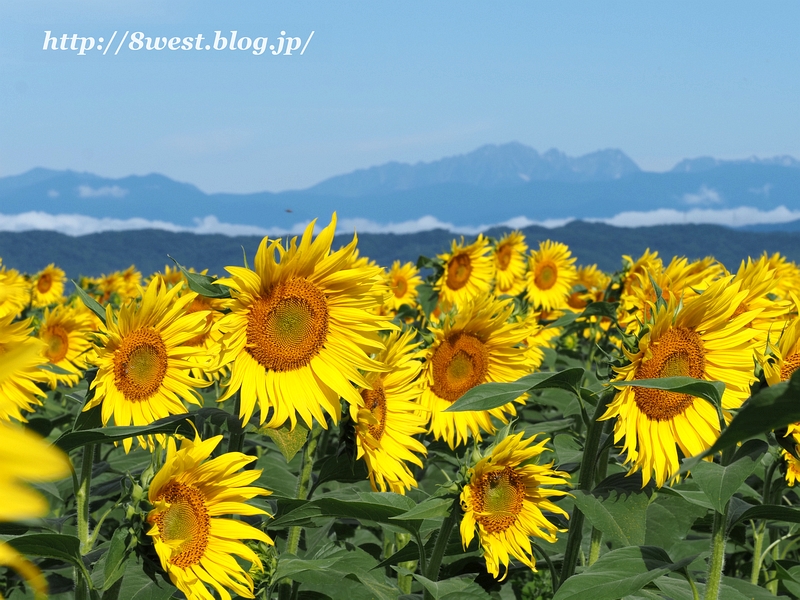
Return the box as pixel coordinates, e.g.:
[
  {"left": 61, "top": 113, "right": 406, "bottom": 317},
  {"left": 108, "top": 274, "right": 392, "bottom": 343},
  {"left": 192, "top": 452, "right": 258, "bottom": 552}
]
[
  {"left": 72, "top": 280, "right": 107, "bottom": 325},
  {"left": 446, "top": 368, "right": 585, "bottom": 412},
  {"left": 572, "top": 490, "right": 649, "bottom": 547},
  {"left": 103, "top": 528, "right": 131, "bottom": 591},
  {"left": 690, "top": 439, "right": 767, "bottom": 514},
  {"left": 654, "top": 576, "right": 753, "bottom": 600},
  {"left": 54, "top": 413, "right": 196, "bottom": 452},
  {"left": 116, "top": 558, "right": 177, "bottom": 600},
  {"left": 413, "top": 574, "right": 491, "bottom": 599},
  {"left": 168, "top": 256, "right": 230, "bottom": 298},
  {"left": 547, "top": 301, "right": 619, "bottom": 328},
  {"left": 611, "top": 376, "right": 724, "bottom": 409},
  {"left": 6, "top": 533, "right": 83, "bottom": 568},
  {"left": 552, "top": 546, "right": 694, "bottom": 600},
  {"left": 390, "top": 497, "right": 453, "bottom": 521},
  {"left": 262, "top": 421, "right": 309, "bottom": 462},
  {"left": 645, "top": 495, "right": 708, "bottom": 551},
  {"left": 730, "top": 504, "right": 800, "bottom": 528},
  {"left": 701, "top": 372, "right": 800, "bottom": 457}
]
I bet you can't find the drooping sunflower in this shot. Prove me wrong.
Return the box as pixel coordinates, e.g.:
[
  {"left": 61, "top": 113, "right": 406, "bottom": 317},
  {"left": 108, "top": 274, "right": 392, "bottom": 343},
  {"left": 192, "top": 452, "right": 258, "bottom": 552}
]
[
  {"left": 601, "top": 277, "right": 762, "bottom": 487},
  {"left": 86, "top": 280, "right": 212, "bottom": 452},
  {"left": 215, "top": 215, "right": 393, "bottom": 429},
  {"left": 492, "top": 231, "right": 528, "bottom": 297},
  {"left": 435, "top": 235, "right": 495, "bottom": 307},
  {"left": 146, "top": 433, "right": 273, "bottom": 600},
  {"left": 351, "top": 329, "right": 427, "bottom": 494},
  {"left": 37, "top": 304, "right": 96, "bottom": 389},
  {"left": 421, "top": 294, "right": 536, "bottom": 449},
  {"left": 0, "top": 262, "right": 30, "bottom": 320},
  {"left": 384, "top": 261, "right": 423, "bottom": 312},
  {"left": 31, "top": 263, "right": 66, "bottom": 308},
  {"left": 0, "top": 423, "right": 71, "bottom": 598},
  {"left": 525, "top": 241, "right": 577, "bottom": 312},
  {"left": 0, "top": 315, "right": 48, "bottom": 423},
  {"left": 460, "top": 432, "right": 569, "bottom": 579}
]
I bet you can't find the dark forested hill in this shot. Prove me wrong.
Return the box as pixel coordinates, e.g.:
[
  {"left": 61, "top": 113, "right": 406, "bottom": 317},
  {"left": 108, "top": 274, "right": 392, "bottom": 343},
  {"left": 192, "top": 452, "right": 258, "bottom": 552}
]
[{"left": 1, "top": 222, "right": 799, "bottom": 281}]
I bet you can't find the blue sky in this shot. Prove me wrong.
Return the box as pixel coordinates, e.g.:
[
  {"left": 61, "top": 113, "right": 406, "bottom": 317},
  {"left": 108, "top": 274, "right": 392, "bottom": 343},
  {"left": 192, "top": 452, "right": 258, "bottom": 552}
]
[{"left": 1, "top": 1, "right": 799, "bottom": 194}]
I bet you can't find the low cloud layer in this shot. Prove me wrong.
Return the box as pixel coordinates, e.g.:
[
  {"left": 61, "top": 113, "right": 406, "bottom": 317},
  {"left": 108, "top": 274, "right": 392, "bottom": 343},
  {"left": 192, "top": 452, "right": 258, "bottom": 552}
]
[{"left": 0, "top": 206, "right": 799, "bottom": 238}]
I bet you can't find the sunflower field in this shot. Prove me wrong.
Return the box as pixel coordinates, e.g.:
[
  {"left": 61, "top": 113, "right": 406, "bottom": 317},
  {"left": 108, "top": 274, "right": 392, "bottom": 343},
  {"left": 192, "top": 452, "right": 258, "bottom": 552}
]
[{"left": 5, "top": 214, "right": 800, "bottom": 600}]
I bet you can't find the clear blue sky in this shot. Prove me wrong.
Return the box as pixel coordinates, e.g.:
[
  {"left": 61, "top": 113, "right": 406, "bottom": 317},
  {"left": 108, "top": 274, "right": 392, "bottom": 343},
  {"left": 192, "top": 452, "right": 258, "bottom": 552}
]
[{"left": 1, "top": 1, "right": 798, "bottom": 193}]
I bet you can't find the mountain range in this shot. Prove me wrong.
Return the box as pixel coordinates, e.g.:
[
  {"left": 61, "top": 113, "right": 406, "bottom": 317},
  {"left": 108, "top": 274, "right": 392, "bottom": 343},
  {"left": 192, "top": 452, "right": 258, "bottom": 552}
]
[{"left": 2, "top": 143, "right": 800, "bottom": 233}]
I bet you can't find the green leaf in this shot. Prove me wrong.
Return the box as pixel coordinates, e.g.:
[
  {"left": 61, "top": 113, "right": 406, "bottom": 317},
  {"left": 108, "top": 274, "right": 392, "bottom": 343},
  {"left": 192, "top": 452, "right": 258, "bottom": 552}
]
[
  {"left": 262, "top": 421, "right": 309, "bottom": 462},
  {"left": 413, "top": 574, "right": 490, "bottom": 599},
  {"left": 116, "top": 557, "right": 177, "bottom": 600},
  {"left": 417, "top": 282, "right": 439, "bottom": 317},
  {"left": 700, "top": 372, "right": 800, "bottom": 458},
  {"left": 168, "top": 255, "right": 230, "bottom": 298},
  {"left": 54, "top": 413, "right": 196, "bottom": 452},
  {"left": 103, "top": 528, "right": 131, "bottom": 590},
  {"left": 446, "top": 368, "right": 585, "bottom": 412},
  {"left": 390, "top": 497, "right": 453, "bottom": 521},
  {"left": 6, "top": 533, "right": 83, "bottom": 568},
  {"left": 310, "top": 451, "right": 369, "bottom": 493},
  {"left": 72, "top": 280, "right": 106, "bottom": 325},
  {"left": 730, "top": 504, "right": 800, "bottom": 528},
  {"left": 554, "top": 434, "right": 583, "bottom": 465},
  {"left": 552, "top": 546, "right": 693, "bottom": 600},
  {"left": 571, "top": 490, "right": 649, "bottom": 547},
  {"left": 547, "top": 301, "right": 619, "bottom": 328},
  {"left": 654, "top": 576, "right": 752, "bottom": 600},
  {"left": 611, "top": 376, "right": 724, "bottom": 409},
  {"left": 690, "top": 439, "right": 766, "bottom": 514},
  {"left": 645, "top": 495, "right": 708, "bottom": 551},
  {"left": 782, "top": 565, "right": 800, "bottom": 597}
]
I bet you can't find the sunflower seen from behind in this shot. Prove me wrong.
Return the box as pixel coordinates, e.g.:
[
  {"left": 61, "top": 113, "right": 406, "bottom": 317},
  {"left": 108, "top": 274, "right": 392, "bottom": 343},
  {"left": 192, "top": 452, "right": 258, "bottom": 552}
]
[
  {"left": 31, "top": 263, "right": 66, "bottom": 308},
  {"left": 460, "top": 432, "right": 569, "bottom": 579},
  {"left": 86, "top": 280, "right": 212, "bottom": 452},
  {"left": 146, "top": 433, "right": 273, "bottom": 600},
  {"left": 492, "top": 231, "right": 527, "bottom": 297},
  {"left": 421, "top": 294, "right": 535, "bottom": 449},
  {"left": 435, "top": 235, "right": 494, "bottom": 307},
  {"left": 601, "top": 277, "right": 762, "bottom": 487},
  {"left": 215, "top": 215, "right": 393, "bottom": 430},
  {"left": 351, "top": 329, "right": 427, "bottom": 494},
  {"left": 526, "top": 240, "right": 577, "bottom": 312}
]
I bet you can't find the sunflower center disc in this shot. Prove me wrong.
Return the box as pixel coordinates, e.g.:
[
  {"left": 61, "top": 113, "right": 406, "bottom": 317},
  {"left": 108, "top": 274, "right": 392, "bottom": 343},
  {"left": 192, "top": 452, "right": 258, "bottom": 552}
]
[
  {"left": 634, "top": 326, "right": 706, "bottom": 421},
  {"left": 247, "top": 277, "right": 329, "bottom": 372},
  {"left": 154, "top": 482, "right": 210, "bottom": 568},
  {"left": 361, "top": 382, "right": 387, "bottom": 441},
  {"left": 446, "top": 254, "right": 473, "bottom": 290},
  {"left": 496, "top": 244, "right": 512, "bottom": 270},
  {"left": 37, "top": 273, "right": 52, "bottom": 294},
  {"left": 113, "top": 327, "right": 168, "bottom": 402},
  {"left": 535, "top": 261, "right": 558, "bottom": 290},
  {"left": 431, "top": 332, "right": 489, "bottom": 402},
  {"left": 392, "top": 276, "right": 408, "bottom": 299},
  {"left": 781, "top": 352, "right": 800, "bottom": 381},
  {"left": 474, "top": 466, "right": 525, "bottom": 534},
  {"left": 44, "top": 325, "right": 70, "bottom": 363}
]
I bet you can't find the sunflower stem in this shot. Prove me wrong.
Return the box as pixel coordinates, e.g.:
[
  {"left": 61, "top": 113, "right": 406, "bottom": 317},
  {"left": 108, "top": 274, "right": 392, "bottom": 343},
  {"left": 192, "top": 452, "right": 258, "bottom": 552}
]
[
  {"left": 588, "top": 442, "right": 610, "bottom": 565},
  {"left": 228, "top": 391, "right": 246, "bottom": 453},
  {"left": 76, "top": 443, "right": 95, "bottom": 556},
  {"left": 280, "top": 426, "right": 322, "bottom": 600},
  {"left": 704, "top": 446, "right": 733, "bottom": 600},
  {"left": 559, "top": 388, "right": 614, "bottom": 586},
  {"left": 423, "top": 496, "right": 459, "bottom": 591}
]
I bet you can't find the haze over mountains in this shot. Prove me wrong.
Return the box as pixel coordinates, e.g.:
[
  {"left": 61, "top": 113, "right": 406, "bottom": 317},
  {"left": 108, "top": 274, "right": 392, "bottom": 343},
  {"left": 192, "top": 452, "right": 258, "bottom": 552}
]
[{"left": 2, "top": 142, "right": 800, "bottom": 236}]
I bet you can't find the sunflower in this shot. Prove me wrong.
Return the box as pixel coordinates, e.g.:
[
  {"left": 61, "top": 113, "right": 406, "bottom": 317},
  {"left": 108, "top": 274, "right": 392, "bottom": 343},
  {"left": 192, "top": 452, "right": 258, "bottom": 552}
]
[
  {"left": 0, "top": 423, "right": 71, "bottom": 598},
  {"left": 421, "top": 294, "right": 535, "bottom": 449},
  {"left": 118, "top": 265, "right": 143, "bottom": 299},
  {"left": 215, "top": 215, "right": 393, "bottom": 430},
  {"left": 731, "top": 256, "right": 794, "bottom": 342},
  {"left": 493, "top": 231, "right": 528, "bottom": 297},
  {"left": 37, "top": 304, "right": 95, "bottom": 389},
  {"left": 146, "top": 433, "right": 273, "bottom": 600},
  {"left": 0, "top": 262, "right": 30, "bottom": 320},
  {"left": 525, "top": 241, "right": 577, "bottom": 312},
  {"left": 764, "top": 252, "right": 800, "bottom": 301},
  {"left": 86, "top": 280, "right": 212, "bottom": 452},
  {"left": 435, "top": 235, "right": 494, "bottom": 307},
  {"left": 31, "top": 263, "right": 66, "bottom": 308},
  {"left": 566, "top": 264, "right": 610, "bottom": 311},
  {"left": 0, "top": 315, "right": 48, "bottom": 423},
  {"left": 384, "top": 261, "right": 423, "bottom": 312},
  {"left": 351, "top": 329, "right": 427, "bottom": 494},
  {"left": 182, "top": 292, "right": 228, "bottom": 382},
  {"left": 601, "top": 277, "right": 762, "bottom": 487},
  {"left": 460, "top": 432, "right": 569, "bottom": 579},
  {"left": 148, "top": 264, "right": 186, "bottom": 288},
  {"left": 519, "top": 312, "right": 560, "bottom": 371}
]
